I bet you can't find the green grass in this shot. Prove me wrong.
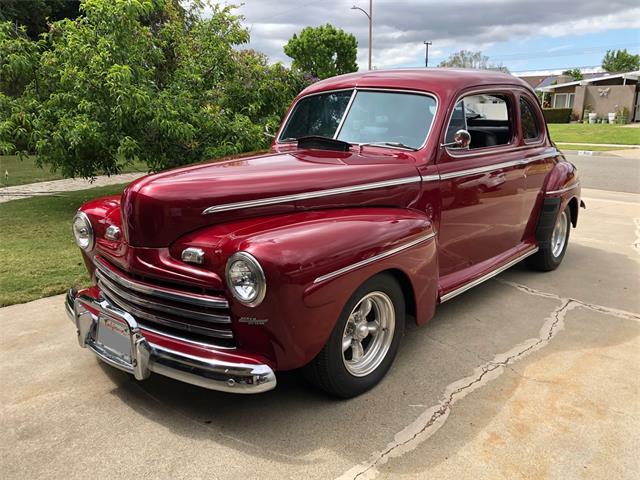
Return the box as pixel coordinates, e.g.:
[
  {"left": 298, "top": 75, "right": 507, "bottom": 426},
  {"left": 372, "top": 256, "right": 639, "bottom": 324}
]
[
  {"left": 548, "top": 124, "right": 640, "bottom": 145},
  {"left": 556, "top": 143, "right": 638, "bottom": 152},
  {"left": 0, "top": 184, "right": 128, "bottom": 306},
  {"left": 0, "top": 155, "right": 148, "bottom": 187}
]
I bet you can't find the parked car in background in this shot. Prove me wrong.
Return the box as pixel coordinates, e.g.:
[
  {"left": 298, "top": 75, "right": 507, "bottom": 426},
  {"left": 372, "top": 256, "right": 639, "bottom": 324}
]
[{"left": 67, "top": 69, "right": 583, "bottom": 398}]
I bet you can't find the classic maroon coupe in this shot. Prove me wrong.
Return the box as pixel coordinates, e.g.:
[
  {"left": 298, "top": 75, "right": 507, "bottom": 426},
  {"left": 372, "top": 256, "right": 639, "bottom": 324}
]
[{"left": 67, "top": 69, "right": 582, "bottom": 397}]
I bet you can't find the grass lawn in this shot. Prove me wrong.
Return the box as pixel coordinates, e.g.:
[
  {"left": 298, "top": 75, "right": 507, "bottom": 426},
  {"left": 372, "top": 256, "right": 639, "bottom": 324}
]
[
  {"left": 556, "top": 144, "right": 638, "bottom": 152},
  {"left": 548, "top": 124, "right": 640, "bottom": 145},
  {"left": 0, "top": 155, "right": 148, "bottom": 187},
  {"left": 0, "top": 184, "right": 128, "bottom": 306}
]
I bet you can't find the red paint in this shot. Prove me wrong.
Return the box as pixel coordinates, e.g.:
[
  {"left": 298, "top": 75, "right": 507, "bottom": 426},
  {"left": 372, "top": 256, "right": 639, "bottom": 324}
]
[{"left": 73, "top": 69, "right": 580, "bottom": 372}]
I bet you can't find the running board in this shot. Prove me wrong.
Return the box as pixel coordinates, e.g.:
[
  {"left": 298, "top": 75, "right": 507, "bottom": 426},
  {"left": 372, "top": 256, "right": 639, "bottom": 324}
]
[{"left": 440, "top": 246, "right": 539, "bottom": 303}]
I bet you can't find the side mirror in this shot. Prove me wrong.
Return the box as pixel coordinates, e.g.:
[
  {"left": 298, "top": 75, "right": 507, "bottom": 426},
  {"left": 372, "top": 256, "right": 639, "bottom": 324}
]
[
  {"left": 264, "top": 125, "right": 275, "bottom": 139},
  {"left": 441, "top": 129, "right": 471, "bottom": 149}
]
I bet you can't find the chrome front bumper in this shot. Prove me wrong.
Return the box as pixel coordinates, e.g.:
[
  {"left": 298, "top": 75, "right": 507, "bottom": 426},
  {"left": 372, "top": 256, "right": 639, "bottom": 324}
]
[{"left": 65, "top": 289, "right": 276, "bottom": 394}]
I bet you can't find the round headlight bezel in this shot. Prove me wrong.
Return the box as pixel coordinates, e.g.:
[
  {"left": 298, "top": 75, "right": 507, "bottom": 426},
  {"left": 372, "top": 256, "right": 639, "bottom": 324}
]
[
  {"left": 225, "top": 251, "right": 266, "bottom": 307},
  {"left": 72, "top": 211, "right": 94, "bottom": 251}
]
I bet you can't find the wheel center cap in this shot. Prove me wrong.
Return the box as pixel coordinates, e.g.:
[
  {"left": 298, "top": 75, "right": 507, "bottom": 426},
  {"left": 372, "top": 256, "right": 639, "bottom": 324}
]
[{"left": 355, "top": 322, "right": 369, "bottom": 340}]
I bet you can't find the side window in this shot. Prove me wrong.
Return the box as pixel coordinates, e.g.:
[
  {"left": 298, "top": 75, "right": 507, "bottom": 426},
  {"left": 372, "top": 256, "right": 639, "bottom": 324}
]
[
  {"left": 446, "top": 93, "right": 513, "bottom": 150},
  {"left": 520, "top": 97, "right": 541, "bottom": 141}
]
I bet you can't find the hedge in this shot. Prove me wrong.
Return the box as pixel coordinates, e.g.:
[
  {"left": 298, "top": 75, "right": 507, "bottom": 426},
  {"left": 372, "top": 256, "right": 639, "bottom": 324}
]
[{"left": 542, "top": 108, "right": 572, "bottom": 124}]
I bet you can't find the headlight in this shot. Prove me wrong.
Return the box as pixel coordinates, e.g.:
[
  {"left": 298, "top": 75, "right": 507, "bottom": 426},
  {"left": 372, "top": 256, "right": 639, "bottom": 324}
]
[
  {"left": 72, "top": 211, "right": 94, "bottom": 251},
  {"left": 225, "top": 252, "right": 266, "bottom": 307}
]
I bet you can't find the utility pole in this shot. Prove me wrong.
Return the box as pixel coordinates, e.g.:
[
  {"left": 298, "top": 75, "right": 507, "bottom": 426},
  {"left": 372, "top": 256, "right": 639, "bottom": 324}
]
[
  {"left": 352, "top": 1, "right": 373, "bottom": 70},
  {"left": 424, "top": 41, "right": 432, "bottom": 68}
]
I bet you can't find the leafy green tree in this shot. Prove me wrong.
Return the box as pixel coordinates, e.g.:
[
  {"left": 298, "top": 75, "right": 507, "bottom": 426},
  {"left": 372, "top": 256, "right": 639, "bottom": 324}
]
[
  {"left": 438, "top": 49, "right": 510, "bottom": 73},
  {"left": 601, "top": 49, "right": 640, "bottom": 72},
  {"left": 0, "top": 0, "right": 81, "bottom": 40},
  {"left": 562, "top": 68, "right": 583, "bottom": 81},
  {"left": 0, "top": 0, "right": 307, "bottom": 178},
  {"left": 284, "top": 24, "right": 358, "bottom": 80}
]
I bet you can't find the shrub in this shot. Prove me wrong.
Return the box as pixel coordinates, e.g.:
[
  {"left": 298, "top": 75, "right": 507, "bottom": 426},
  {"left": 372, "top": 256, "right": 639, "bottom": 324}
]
[{"left": 542, "top": 108, "right": 572, "bottom": 124}]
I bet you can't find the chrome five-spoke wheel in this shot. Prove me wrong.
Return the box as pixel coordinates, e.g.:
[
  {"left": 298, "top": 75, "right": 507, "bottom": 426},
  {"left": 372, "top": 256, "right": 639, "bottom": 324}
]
[
  {"left": 342, "top": 292, "right": 395, "bottom": 377},
  {"left": 305, "top": 273, "right": 405, "bottom": 398},
  {"left": 527, "top": 204, "right": 572, "bottom": 272},
  {"left": 551, "top": 209, "right": 569, "bottom": 258}
]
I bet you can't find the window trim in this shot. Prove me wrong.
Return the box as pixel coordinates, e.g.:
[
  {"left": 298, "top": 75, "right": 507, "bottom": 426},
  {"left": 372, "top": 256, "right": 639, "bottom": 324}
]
[
  {"left": 519, "top": 95, "right": 544, "bottom": 145},
  {"left": 276, "top": 87, "right": 440, "bottom": 151},
  {"left": 441, "top": 88, "right": 517, "bottom": 159}
]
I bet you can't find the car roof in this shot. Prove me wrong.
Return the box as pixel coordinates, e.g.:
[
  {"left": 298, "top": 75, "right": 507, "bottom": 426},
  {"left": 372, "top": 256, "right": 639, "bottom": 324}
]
[{"left": 300, "top": 68, "right": 534, "bottom": 99}]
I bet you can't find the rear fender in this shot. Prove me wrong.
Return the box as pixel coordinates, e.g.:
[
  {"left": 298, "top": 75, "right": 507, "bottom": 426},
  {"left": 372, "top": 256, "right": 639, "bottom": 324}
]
[{"left": 542, "top": 160, "right": 581, "bottom": 227}]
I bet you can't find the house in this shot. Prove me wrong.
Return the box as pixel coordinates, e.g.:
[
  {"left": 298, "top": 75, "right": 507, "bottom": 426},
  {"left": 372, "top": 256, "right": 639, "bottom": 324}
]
[{"left": 536, "top": 71, "right": 640, "bottom": 122}]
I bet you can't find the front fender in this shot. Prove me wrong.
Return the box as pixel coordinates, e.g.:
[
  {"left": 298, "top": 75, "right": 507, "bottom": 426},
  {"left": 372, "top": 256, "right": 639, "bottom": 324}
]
[{"left": 172, "top": 208, "right": 438, "bottom": 370}]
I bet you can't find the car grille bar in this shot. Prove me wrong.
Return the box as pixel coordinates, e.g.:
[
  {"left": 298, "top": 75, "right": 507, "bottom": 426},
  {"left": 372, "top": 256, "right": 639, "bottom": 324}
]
[
  {"left": 93, "top": 256, "right": 234, "bottom": 341},
  {"left": 94, "top": 256, "right": 228, "bottom": 309}
]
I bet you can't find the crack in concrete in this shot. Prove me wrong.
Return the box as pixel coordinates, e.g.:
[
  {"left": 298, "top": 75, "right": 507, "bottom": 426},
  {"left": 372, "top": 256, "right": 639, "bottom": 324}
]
[
  {"left": 338, "top": 280, "right": 639, "bottom": 480},
  {"left": 338, "top": 296, "right": 577, "bottom": 480},
  {"left": 498, "top": 280, "right": 640, "bottom": 322}
]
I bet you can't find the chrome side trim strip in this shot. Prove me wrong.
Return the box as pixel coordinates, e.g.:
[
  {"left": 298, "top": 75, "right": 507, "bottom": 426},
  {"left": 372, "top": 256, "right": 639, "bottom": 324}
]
[
  {"left": 439, "top": 149, "right": 558, "bottom": 180},
  {"left": 202, "top": 176, "right": 423, "bottom": 215},
  {"left": 546, "top": 181, "right": 580, "bottom": 195},
  {"left": 313, "top": 232, "right": 437, "bottom": 284},
  {"left": 440, "top": 246, "right": 539, "bottom": 302},
  {"left": 94, "top": 256, "right": 228, "bottom": 309}
]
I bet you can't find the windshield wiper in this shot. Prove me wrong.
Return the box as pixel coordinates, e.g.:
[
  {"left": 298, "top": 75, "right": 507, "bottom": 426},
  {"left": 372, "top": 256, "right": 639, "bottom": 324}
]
[
  {"left": 297, "top": 136, "right": 351, "bottom": 152},
  {"left": 358, "top": 142, "right": 418, "bottom": 151}
]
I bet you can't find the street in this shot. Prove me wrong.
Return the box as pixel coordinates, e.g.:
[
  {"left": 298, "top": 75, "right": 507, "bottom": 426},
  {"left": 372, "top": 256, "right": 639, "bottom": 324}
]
[
  {"left": 2, "top": 184, "right": 639, "bottom": 480},
  {"left": 565, "top": 153, "right": 640, "bottom": 194}
]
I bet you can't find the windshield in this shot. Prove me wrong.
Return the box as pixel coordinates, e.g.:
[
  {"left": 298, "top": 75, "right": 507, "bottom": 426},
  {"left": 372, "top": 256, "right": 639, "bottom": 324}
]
[{"left": 279, "top": 89, "right": 437, "bottom": 150}]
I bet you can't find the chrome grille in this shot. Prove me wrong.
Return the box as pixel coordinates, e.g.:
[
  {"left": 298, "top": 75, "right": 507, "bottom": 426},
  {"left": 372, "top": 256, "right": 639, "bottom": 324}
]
[{"left": 94, "top": 256, "right": 234, "bottom": 342}]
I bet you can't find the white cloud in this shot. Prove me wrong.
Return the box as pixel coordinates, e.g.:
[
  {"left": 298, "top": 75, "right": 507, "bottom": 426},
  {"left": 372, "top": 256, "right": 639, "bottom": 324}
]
[{"left": 231, "top": 0, "right": 640, "bottom": 69}]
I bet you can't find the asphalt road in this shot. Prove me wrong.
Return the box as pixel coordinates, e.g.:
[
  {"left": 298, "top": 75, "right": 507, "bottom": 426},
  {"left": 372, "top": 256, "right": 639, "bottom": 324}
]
[
  {"left": 565, "top": 152, "right": 640, "bottom": 194},
  {"left": 2, "top": 188, "right": 639, "bottom": 480}
]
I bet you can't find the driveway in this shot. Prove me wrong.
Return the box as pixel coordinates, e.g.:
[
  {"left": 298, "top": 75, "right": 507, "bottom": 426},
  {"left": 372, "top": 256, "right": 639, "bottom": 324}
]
[{"left": 1, "top": 188, "right": 638, "bottom": 480}]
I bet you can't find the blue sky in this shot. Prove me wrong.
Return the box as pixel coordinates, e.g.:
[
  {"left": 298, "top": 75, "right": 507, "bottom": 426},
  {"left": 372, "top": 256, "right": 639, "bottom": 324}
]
[{"left": 235, "top": 0, "right": 640, "bottom": 75}]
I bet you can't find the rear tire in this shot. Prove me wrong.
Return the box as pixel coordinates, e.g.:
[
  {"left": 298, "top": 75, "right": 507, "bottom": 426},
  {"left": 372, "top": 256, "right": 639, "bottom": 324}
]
[
  {"left": 305, "top": 273, "right": 405, "bottom": 398},
  {"left": 527, "top": 205, "right": 571, "bottom": 271}
]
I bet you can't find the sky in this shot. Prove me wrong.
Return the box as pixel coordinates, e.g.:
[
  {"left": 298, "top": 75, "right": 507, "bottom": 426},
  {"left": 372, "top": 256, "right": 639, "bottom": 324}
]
[{"left": 231, "top": 0, "right": 640, "bottom": 75}]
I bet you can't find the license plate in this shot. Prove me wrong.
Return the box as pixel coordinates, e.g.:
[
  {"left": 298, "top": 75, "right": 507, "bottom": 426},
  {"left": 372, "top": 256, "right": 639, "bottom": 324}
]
[{"left": 96, "top": 314, "right": 133, "bottom": 362}]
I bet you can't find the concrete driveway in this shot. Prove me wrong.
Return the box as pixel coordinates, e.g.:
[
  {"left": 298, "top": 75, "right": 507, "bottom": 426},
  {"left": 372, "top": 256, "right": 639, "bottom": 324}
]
[{"left": 1, "top": 188, "right": 638, "bottom": 480}]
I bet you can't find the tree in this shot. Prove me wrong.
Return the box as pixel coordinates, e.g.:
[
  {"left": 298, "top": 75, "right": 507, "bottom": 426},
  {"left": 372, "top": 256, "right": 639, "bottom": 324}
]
[
  {"left": 0, "top": 0, "right": 308, "bottom": 178},
  {"left": 0, "top": 0, "right": 81, "bottom": 40},
  {"left": 562, "top": 68, "right": 583, "bottom": 81},
  {"left": 284, "top": 24, "right": 358, "bottom": 80},
  {"left": 601, "top": 49, "right": 640, "bottom": 72},
  {"left": 438, "top": 49, "right": 509, "bottom": 73}
]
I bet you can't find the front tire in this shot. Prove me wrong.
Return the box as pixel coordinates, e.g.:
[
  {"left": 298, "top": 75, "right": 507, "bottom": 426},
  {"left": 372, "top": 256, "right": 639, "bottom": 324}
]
[
  {"left": 305, "top": 273, "right": 405, "bottom": 398},
  {"left": 527, "top": 205, "right": 571, "bottom": 271}
]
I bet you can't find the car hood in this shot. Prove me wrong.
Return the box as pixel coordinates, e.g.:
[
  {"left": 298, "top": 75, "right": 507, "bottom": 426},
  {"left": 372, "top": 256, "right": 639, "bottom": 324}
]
[{"left": 121, "top": 149, "right": 421, "bottom": 247}]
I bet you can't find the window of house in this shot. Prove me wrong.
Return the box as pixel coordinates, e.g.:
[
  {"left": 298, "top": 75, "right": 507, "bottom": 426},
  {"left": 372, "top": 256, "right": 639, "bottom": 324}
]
[
  {"left": 520, "top": 97, "right": 541, "bottom": 141},
  {"left": 553, "top": 92, "right": 574, "bottom": 108},
  {"left": 445, "top": 93, "right": 513, "bottom": 150},
  {"left": 553, "top": 93, "right": 567, "bottom": 108}
]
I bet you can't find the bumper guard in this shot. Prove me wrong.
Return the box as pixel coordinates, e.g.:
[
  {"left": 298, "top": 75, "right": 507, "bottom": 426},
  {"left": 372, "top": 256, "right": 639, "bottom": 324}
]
[{"left": 65, "top": 289, "right": 276, "bottom": 394}]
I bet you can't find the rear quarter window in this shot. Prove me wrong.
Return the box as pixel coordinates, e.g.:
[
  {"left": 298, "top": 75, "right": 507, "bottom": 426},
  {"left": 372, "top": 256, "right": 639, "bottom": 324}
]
[{"left": 520, "top": 97, "right": 542, "bottom": 141}]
